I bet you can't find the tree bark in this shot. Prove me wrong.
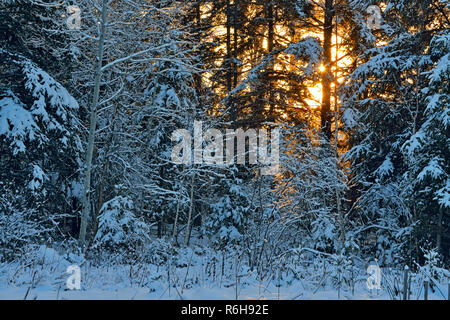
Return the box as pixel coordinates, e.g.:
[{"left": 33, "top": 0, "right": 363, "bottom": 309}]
[
  {"left": 233, "top": 0, "right": 238, "bottom": 89},
  {"left": 267, "top": 1, "right": 275, "bottom": 119},
  {"left": 78, "top": 0, "right": 108, "bottom": 249},
  {"left": 437, "top": 206, "right": 443, "bottom": 253},
  {"left": 184, "top": 174, "right": 195, "bottom": 247},
  {"left": 321, "top": 0, "right": 334, "bottom": 140},
  {"left": 226, "top": 0, "right": 232, "bottom": 93}
]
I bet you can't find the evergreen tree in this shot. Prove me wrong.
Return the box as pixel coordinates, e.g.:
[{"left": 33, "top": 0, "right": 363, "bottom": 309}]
[{"left": 343, "top": 0, "right": 449, "bottom": 264}]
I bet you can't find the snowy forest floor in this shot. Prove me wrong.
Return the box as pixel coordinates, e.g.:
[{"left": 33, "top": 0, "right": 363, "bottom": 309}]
[{"left": 0, "top": 244, "right": 448, "bottom": 300}]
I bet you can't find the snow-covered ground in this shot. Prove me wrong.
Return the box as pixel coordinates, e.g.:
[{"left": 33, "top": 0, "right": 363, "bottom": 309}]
[
  {"left": 0, "top": 281, "right": 446, "bottom": 300},
  {"left": 0, "top": 245, "right": 447, "bottom": 300},
  {"left": 0, "top": 285, "right": 393, "bottom": 300}
]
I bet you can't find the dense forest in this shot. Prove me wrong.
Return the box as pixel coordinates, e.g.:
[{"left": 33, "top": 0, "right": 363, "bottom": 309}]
[{"left": 0, "top": 0, "right": 448, "bottom": 299}]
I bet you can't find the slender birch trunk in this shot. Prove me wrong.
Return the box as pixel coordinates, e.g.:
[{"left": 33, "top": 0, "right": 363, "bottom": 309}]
[
  {"left": 79, "top": 0, "right": 108, "bottom": 249},
  {"left": 172, "top": 184, "right": 183, "bottom": 246},
  {"left": 184, "top": 174, "right": 195, "bottom": 247},
  {"left": 333, "top": 12, "right": 345, "bottom": 249}
]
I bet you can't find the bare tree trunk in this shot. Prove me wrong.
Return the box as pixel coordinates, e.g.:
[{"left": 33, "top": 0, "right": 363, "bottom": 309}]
[
  {"left": 321, "top": 0, "right": 334, "bottom": 139},
  {"left": 226, "top": 0, "right": 232, "bottom": 93},
  {"left": 172, "top": 189, "right": 182, "bottom": 245},
  {"left": 233, "top": 0, "right": 238, "bottom": 89},
  {"left": 184, "top": 174, "right": 195, "bottom": 247},
  {"left": 89, "top": 101, "right": 120, "bottom": 246},
  {"left": 78, "top": 0, "right": 108, "bottom": 249},
  {"left": 89, "top": 164, "right": 105, "bottom": 246},
  {"left": 231, "top": 0, "right": 238, "bottom": 123},
  {"left": 267, "top": 1, "right": 275, "bottom": 118},
  {"left": 437, "top": 206, "right": 443, "bottom": 252},
  {"left": 194, "top": 1, "right": 202, "bottom": 94},
  {"left": 333, "top": 11, "right": 345, "bottom": 249}
]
